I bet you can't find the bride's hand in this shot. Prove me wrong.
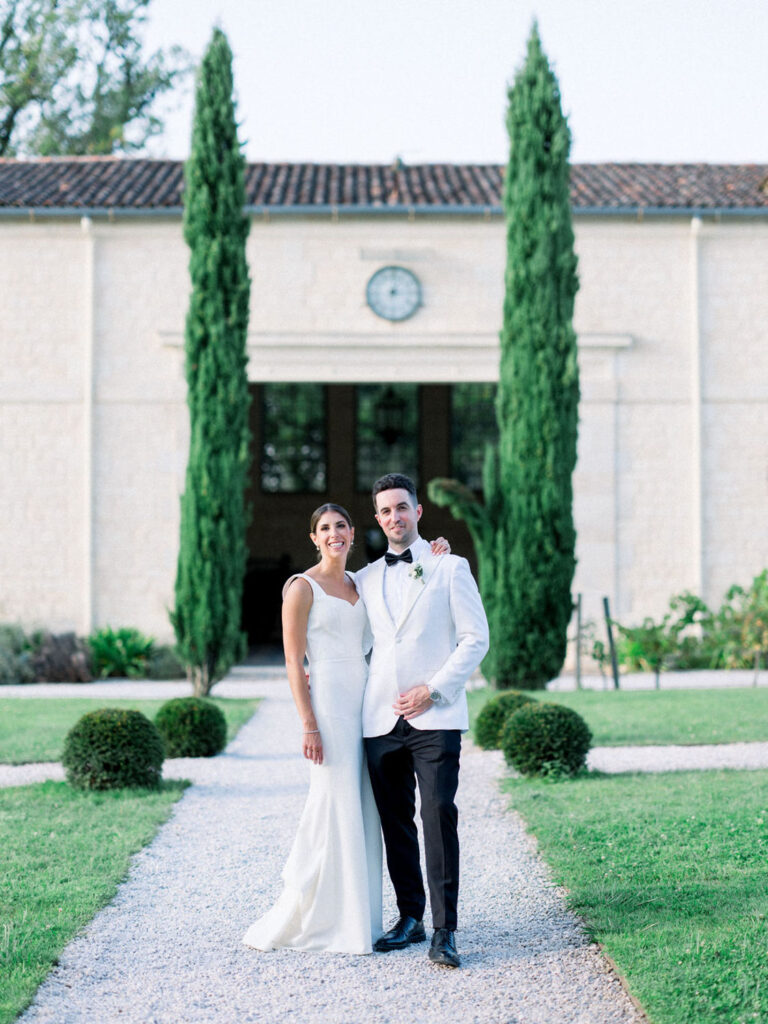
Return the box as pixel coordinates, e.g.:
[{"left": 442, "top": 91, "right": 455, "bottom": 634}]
[
  {"left": 302, "top": 730, "right": 323, "bottom": 765},
  {"left": 430, "top": 536, "right": 451, "bottom": 555}
]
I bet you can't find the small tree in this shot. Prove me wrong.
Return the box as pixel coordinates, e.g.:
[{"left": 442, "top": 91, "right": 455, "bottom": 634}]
[
  {"left": 430, "top": 23, "right": 579, "bottom": 689},
  {"left": 614, "top": 592, "right": 712, "bottom": 685},
  {"left": 721, "top": 570, "right": 768, "bottom": 683},
  {"left": 171, "top": 28, "right": 250, "bottom": 697}
]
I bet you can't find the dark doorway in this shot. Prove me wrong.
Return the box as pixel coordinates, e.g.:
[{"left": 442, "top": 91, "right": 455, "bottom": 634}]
[{"left": 241, "top": 382, "right": 495, "bottom": 651}]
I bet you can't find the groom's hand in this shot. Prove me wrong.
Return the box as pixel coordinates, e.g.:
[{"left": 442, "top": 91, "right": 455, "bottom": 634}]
[{"left": 393, "top": 684, "right": 432, "bottom": 720}]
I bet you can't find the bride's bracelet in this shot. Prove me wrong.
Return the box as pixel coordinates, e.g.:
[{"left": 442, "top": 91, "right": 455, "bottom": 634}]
[{"left": 303, "top": 730, "right": 320, "bottom": 735}]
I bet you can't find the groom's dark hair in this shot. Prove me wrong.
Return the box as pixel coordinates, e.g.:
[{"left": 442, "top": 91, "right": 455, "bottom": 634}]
[{"left": 371, "top": 473, "right": 418, "bottom": 510}]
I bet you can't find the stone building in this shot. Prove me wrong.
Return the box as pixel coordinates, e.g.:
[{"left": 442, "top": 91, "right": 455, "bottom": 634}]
[{"left": 1, "top": 158, "right": 766, "bottom": 647}]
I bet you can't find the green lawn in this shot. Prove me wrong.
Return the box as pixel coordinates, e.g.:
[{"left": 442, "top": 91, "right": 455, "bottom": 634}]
[
  {"left": 506, "top": 770, "right": 768, "bottom": 1024},
  {"left": 467, "top": 686, "right": 768, "bottom": 746},
  {"left": 0, "top": 779, "right": 188, "bottom": 1024},
  {"left": 0, "top": 697, "right": 260, "bottom": 764}
]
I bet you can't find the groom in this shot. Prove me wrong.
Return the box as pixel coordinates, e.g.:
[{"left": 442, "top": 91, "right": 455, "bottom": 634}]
[{"left": 356, "top": 473, "right": 489, "bottom": 969}]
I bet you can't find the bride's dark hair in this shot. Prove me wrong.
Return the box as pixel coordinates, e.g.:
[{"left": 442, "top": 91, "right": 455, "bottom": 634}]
[{"left": 309, "top": 503, "right": 354, "bottom": 535}]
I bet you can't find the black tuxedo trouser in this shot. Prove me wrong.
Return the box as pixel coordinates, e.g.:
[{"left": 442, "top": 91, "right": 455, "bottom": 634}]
[{"left": 365, "top": 717, "right": 461, "bottom": 931}]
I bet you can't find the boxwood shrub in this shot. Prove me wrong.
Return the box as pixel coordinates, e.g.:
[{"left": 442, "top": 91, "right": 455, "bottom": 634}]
[
  {"left": 62, "top": 708, "right": 164, "bottom": 790},
  {"left": 154, "top": 697, "right": 227, "bottom": 758},
  {"left": 501, "top": 702, "right": 592, "bottom": 777},
  {"left": 474, "top": 690, "right": 536, "bottom": 750}
]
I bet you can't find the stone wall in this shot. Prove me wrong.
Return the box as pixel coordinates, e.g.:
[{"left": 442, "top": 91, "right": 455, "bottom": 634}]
[{"left": 1, "top": 210, "right": 765, "bottom": 642}]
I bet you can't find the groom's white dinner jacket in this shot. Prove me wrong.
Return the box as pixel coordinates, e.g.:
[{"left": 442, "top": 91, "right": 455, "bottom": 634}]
[{"left": 356, "top": 539, "right": 489, "bottom": 738}]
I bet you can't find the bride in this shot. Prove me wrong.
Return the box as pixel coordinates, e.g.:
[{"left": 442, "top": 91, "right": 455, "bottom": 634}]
[{"left": 242, "top": 502, "right": 447, "bottom": 955}]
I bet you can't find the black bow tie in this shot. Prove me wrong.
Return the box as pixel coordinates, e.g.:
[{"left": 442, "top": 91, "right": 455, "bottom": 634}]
[{"left": 385, "top": 549, "right": 413, "bottom": 566}]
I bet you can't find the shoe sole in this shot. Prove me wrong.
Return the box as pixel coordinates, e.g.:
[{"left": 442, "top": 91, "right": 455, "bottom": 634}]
[
  {"left": 374, "top": 932, "right": 427, "bottom": 952},
  {"left": 428, "top": 954, "right": 460, "bottom": 968}
]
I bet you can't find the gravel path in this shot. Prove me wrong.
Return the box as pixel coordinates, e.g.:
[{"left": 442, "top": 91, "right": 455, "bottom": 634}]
[
  {"left": 588, "top": 741, "right": 768, "bottom": 773},
  {"left": 16, "top": 677, "right": 643, "bottom": 1024}
]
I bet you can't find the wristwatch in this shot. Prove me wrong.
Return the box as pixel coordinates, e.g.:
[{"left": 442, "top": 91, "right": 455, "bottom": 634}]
[{"left": 428, "top": 685, "right": 444, "bottom": 705}]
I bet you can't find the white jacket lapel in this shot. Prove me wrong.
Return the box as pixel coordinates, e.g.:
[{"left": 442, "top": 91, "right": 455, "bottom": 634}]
[
  {"left": 396, "top": 551, "right": 438, "bottom": 630},
  {"left": 369, "top": 558, "right": 395, "bottom": 628}
]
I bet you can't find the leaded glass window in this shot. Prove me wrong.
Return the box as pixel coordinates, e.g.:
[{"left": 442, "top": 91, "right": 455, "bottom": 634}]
[
  {"left": 355, "top": 384, "right": 419, "bottom": 491},
  {"left": 451, "top": 383, "right": 497, "bottom": 491},
  {"left": 261, "top": 384, "right": 327, "bottom": 493}
]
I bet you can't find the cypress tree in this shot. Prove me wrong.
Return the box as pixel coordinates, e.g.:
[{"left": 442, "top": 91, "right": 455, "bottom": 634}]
[
  {"left": 171, "top": 28, "right": 251, "bottom": 696},
  {"left": 429, "top": 23, "right": 579, "bottom": 689}
]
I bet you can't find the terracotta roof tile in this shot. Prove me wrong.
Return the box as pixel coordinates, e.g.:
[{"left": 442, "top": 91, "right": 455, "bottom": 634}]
[{"left": 0, "top": 156, "right": 767, "bottom": 212}]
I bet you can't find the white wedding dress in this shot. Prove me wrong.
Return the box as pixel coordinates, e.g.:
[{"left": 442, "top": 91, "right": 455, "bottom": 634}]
[{"left": 243, "top": 573, "right": 383, "bottom": 954}]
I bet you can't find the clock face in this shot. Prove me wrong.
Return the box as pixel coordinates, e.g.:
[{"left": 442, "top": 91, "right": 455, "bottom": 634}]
[{"left": 366, "top": 266, "right": 421, "bottom": 322}]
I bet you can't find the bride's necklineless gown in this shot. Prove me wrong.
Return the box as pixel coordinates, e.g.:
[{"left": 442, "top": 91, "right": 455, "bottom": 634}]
[{"left": 243, "top": 573, "right": 383, "bottom": 954}]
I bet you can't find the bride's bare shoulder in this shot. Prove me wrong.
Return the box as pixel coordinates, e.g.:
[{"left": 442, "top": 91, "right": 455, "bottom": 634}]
[{"left": 282, "top": 573, "right": 315, "bottom": 602}]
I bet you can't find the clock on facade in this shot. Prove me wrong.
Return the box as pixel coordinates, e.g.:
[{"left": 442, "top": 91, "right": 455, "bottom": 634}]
[{"left": 365, "top": 266, "right": 422, "bottom": 322}]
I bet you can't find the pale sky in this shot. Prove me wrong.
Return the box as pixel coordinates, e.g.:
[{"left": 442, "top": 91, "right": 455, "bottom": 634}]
[{"left": 143, "top": 0, "right": 768, "bottom": 166}]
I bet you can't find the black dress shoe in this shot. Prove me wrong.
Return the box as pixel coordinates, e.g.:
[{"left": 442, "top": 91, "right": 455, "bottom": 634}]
[
  {"left": 373, "top": 916, "right": 426, "bottom": 952},
  {"left": 428, "top": 928, "right": 460, "bottom": 968}
]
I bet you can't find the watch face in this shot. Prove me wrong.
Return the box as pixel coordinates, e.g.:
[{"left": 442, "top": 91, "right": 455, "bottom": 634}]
[{"left": 366, "top": 266, "right": 422, "bottom": 322}]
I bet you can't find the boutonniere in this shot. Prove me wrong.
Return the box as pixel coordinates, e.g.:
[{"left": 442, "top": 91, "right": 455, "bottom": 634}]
[{"left": 409, "top": 563, "right": 424, "bottom": 584}]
